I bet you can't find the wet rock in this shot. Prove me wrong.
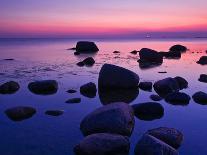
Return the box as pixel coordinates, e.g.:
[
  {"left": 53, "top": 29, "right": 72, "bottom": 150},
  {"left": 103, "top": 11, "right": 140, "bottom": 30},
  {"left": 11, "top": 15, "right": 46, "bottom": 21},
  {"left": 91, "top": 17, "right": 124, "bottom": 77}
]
[
  {"left": 5, "top": 106, "right": 36, "bottom": 121},
  {"left": 66, "top": 98, "right": 81, "bottom": 104},
  {"left": 158, "top": 71, "right": 167, "bottom": 74},
  {"left": 130, "top": 50, "right": 139, "bottom": 54},
  {"left": 138, "top": 82, "right": 152, "bottom": 91},
  {"left": 147, "top": 127, "right": 183, "bottom": 149},
  {"left": 67, "top": 89, "right": 77, "bottom": 94},
  {"left": 199, "top": 74, "right": 207, "bottom": 83},
  {"left": 197, "top": 56, "right": 207, "bottom": 65},
  {"left": 45, "top": 110, "right": 64, "bottom": 116},
  {"left": 74, "top": 133, "right": 130, "bottom": 155},
  {"left": 135, "top": 134, "right": 178, "bottom": 155},
  {"left": 74, "top": 51, "right": 80, "bottom": 55},
  {"left": 165, "top": 92, "right": 191, "bottom": 105},
  {"left": 174, "top": 76, "right": 188, "bottom": 90},
  {"left": 28, "top": 80, "right": 58, "bottom": 95},
  {"left": 169, "top": 44, "right": 187, "bottom": 52},
  {"left": 113, "top": 51, "right": 120, "bottom": 54},
  {"left": 150, "top": 94, "right": 162, "bottom": 101},
  {"left": 0, "top": 81, "right": 20, "bottom": 94},
  {"left": 82, "top": 57, "right": 95, "bottom": 66},
  {"left": 192, "top": 91, "right": 207, "bottom": 105},
  {"left": 80, "top": 102, "right": 135, "bottom": 136},
  {"left": 80, "top": 82, "right": 97, "bottom": 98},
  {"left": 76, "top": 61, "right": 84, "bottom": 67},
  {"left": 132, "top": 102, "right": 164, "bottom": 121},
  {"left": 76, "top": 41, "right": 99, "bottom": 53}
]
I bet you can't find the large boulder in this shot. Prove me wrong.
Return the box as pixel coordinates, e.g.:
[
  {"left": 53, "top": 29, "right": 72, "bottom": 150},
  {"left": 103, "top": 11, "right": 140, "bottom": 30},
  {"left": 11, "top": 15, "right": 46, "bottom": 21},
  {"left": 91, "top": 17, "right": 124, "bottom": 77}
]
[
  {"left": 80, "top": 82, "right": 97, "bottom": 98},
  {"left": 76, "top": 41, "right": 99, "bottom": 53},
  {"left": 74, "top": 133, "right": 130, "bottom": 155},
  {"left": 28, "top": 80, "right": 58, "bottom": 95},
  {"left": 0, "top": 81, "right": 20, "bottom": 94},
  {"left": 80, "top": 103, "right": 135, "bottom": 136},
  {"left": 197, "top": 56, "right": 207, "bottom": 65},
  {"left": 169, "top": 44, "right": 187, "bottom": 52},
  {"left": 147, "top": 127, "right": 184, "bottom": 149},
  {"left": 165, "top": 92, "right": 191, "bottom": 105},
  {"left": 138, "top": 82, "right": 152, "bottom": 91},
  {"left": 5, "top": 106, "right": 36, "bottom": 121},
  {"left": 135, "top": 134, "right": 178, "bottom": 155},
  {"left": 192, "top": 91, "right": 207, "bottom": 105},
  {"left": 132, "top": 102, "right": 164, "bottom": 121},
  {"left": 199, "top": 74, "right": 207, "bottom": 83}
]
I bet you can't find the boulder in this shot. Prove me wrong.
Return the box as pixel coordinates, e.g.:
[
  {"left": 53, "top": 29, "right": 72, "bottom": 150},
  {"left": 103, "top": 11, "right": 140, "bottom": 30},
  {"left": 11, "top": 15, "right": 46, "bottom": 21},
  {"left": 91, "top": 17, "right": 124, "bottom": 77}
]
[
  {"left": 80, "top": 103, "right": 135, "bottom": 136},
  {"left": 174, "top": 76, "right": 188, "bottom": 90},
  {"left": 197, "top": 56, "right": 207, "bottom": 65},
  {"left": 134, "top": 134, "right": 178, "bottom": 155},
  {"left": 74, "top": 133, "right": 130, "bottom": 155},
  {"left": 0, "top": 81, "right": 20, "bottom": 94},
  {"left": 82, "top": 57, "right": 95, "bottom": 66},
  {"left": 169, "top": 44, "right": 187, "bottom": 52},
  {"left": 5, "top": 106, "right": 36, "bottom": 121},
  {"left": 80, "top": 82, "right": 97, "bottom": 98},
  {"left": 28, "top": 80, "right": 58, "bottom": 95},
  {"left": 132, "top": 102, "right": 164, "bottom": 121},
  {"left": 192, "top": 91, "right": 207, "bottom": 105},
  {"left": 66, "top": 98, "right": 81, "bottom": 104},
  {"left": 147, "top": 127, "right": 183, "bottom": 149},
  {"left": 138, "top": 82, "right": 152, "bottom": 91},
  {"left": 150, "top": 94, "right": 162, "bottom": 101},
  {"left": 199, "top": 74, "right": 207, "bottom": 83},
  {"left": 45, "top": 110, "right": 64, "bottom": 116},
  {"left": 165, "top": 92, "right": 191, "bottom": 105},
  {"left": 76, "top": 41, "right": 99, "bottom": 53}
]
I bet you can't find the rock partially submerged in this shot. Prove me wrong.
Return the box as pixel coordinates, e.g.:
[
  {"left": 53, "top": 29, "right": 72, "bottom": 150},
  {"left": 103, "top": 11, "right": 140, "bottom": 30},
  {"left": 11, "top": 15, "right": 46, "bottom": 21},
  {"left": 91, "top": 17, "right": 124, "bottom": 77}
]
[
  {"left": 130, "top": 50, "right": 139, "bottom": 55},
  {"left": 113, "top": 51, "right": 120, "bottom": 54},
  {"left": 76, "top": 61, "right": 85, "bottom": 67},
  {"left": 66, "top": 98, "right": 81, "bottom": 104},
  {"left": 0, "top": 81, "right": 20, "bottom": 94},
  {"left": 67, "top": 89, "right": 77, "bottom": 94},
  {"left": 165, "top": 92, "right": 191, "bottom": 105},
  {"left": 169, "top": 44, "right": 187, "bottom": 52},
  {"left": 80, "top": 82, "right": 97, "bottom": 98},
  {"left": 74, "top": 133, "right": 130, "bottom": 155},
  {"left": 197, "top": 56, "right": 207, "bottom": 65},
  {"left": 45, "top": 110, "right": 64, "bottom": 116},
  {"left": 76, "top": 41, "right": 99, "bottom": 53},
  {"left": 192, "top": 91, "right": 207, "bottom": 105},
  {"left": 138, "top": 82, "right": 152, "bottom": 91},
  {"left": 199, "top": 74, "right": 207, "bottom": 83},
  {"left": 150, "top": 94, "right": 162, "bottom": 101},
  {"left": 80, "top": 103, "right": 135, "bottom": 136},
  {"left": 77, "top": 57, "right": 95, "bottom": 67},
  {"left": 5, "top": 106, "right": 36, "bottom": 121},
  {"left": 28, "top": 80, "right": 58, "bottom": 95}
]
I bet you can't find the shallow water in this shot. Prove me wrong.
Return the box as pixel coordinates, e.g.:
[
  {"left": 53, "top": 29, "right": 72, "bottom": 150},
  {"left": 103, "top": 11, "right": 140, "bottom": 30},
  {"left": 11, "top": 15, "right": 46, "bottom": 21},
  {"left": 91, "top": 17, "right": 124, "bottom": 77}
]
[{"left": 0, "top": 38, "right": 207, "bottom": 155}]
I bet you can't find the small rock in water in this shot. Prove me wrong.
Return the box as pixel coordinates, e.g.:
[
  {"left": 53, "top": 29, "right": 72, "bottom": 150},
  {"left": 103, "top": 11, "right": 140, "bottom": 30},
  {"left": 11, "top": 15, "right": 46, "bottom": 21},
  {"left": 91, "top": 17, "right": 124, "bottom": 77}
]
[
  {"left": 130, "top": 50, "right": 139, "bottom": 54},
  {"left": 138, "top": 82, "right": 152, "bottom": 91},
  {"left": 76, "top": 41, "right": 99, "bottom": 53},
  {"left": 160, "top": 51, "right": 181, "bottom": 59},
  {"left": 169, "top": 44, "right": 187, "bottom": 52},
  {"left": 76, "top": 61, "right": 84, "bottom": 67},
  {"left": 80, "top": 82, "right": 97, "bottom": 98},
  {"left": 74, "top": 51, "right": 80, "bottom": 55},
  {"left": 3, "top": 58, "right": 14, "bottom": 61},
  {"left": 150, "top": 94, "right": 162, "bottom": 101},
  {"left": 113, "top": 50, "right": 120, "bottom": 53},
  {"left": 192, "top": 91, "right": 207, "bottom": 105},
  {"left": 158, "top": 71, "right": 167, "bottom": 74},
  {"left": 66, "top": 98, "right": 81, "bottom": 104},
  {"left": 0, "top": 81, "right": 20, "bottom": 94},
  {"left": 5, "top": 106, "right": 36, "bottom": 121},
  {"left": 197, "top": 56, "right": 207, "bottom": 65},
  {"left": 82, "top": 57, "right": 95, "bottom": 66},
  {"left": 67, "top": 89, "right": 77, "bottom": 93},
  {"left": 74, "top": 133, "right": 130, "bottom": 155},
  {"left": 165, "top": 92, "right": 191, "bottom": 105},
  {"left": 45, "top": 110, "right": 64, "bottom": 116},
  {"left": 67, "top": 47, "right": 76, "bottom": 50},
  {"left": 199, "top": 74, "right": 207, "bottom": 83}
]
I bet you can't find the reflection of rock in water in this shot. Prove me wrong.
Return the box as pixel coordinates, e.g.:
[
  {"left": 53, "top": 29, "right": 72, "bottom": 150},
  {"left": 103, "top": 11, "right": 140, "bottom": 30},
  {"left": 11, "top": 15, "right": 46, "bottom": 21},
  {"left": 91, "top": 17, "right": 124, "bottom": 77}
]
[{"left": 99, "top": 88, "right": 139, "bottom": 105}]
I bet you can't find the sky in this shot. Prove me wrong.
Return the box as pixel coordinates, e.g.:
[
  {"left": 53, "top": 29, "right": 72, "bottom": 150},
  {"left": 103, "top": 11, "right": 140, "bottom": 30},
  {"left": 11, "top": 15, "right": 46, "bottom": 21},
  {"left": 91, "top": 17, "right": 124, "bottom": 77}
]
[{"left": 0, "top": 0, "right": 207, "bottom": 38}]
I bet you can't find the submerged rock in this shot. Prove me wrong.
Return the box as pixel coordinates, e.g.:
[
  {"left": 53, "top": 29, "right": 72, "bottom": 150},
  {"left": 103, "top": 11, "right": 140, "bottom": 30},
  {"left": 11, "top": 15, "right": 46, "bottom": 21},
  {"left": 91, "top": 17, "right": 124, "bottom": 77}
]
[
  {"left": 165, "top": 92, "right": 191, "bottom": 105},
  {"left": 138, "top": 82, "right": 152, "bottom": 91},
  {"left": 74, "top": 133, "right": 130, "bottom": 155},
  {"left": 45, "top": 110, "right": 64, "bottom": 116},
  {"left": 3, "top": 58, "right": 15, "bottom": 61},
  {"left": 28, "top": 80, "right": 58, "bottom": 95},
  {"left": 199, "top": 74, "right": 207, "bottom": 83},
  {"left": 82, "top": 57, "right": 95, "bottom": 66},
  {"left": 147, "top": 127, "right": 183, "bottom": 149},
  {"left": 0, "top": 81, "right": 20, "bottom": 94},
  {"left": 169, "top": 44, "right": 187, "bottom": 52},
  {"left": 132, "top": 102, "right": 164, "bottom": 121},
  {"left": 66, "top": 98, "right": 81, "bottom": 104},
  {"left": 67, "top": 89, "right": 77, "bottom": 94},
  {"left": 113, "top": 51, "right": 120, "bottom": 54},
  {"left": 192, "top": 91, "right": 207, "bottom": 105},
  {"left": 5, "top": 106, "right": 36, "bottom": 121},
  {"left": 130, "top": 50, "right": 139, "bottom": 55},
  {"left": 150, "top": 94, "right": 162, "bottom": 101},
  {"left": 197, "top": 56, "right": 207, "bottom": 65},
  {"left": 76, "top": 61, "right": 85, "bottom": 67},
  {"left": 76, "top": 41, "right": 99, "bottom": 53},
  {"left": 80, "top": 82, "right": 97, "bottom": 98},
  {"left": 80, "top": 103, "right": 135, "bottom": 136}
]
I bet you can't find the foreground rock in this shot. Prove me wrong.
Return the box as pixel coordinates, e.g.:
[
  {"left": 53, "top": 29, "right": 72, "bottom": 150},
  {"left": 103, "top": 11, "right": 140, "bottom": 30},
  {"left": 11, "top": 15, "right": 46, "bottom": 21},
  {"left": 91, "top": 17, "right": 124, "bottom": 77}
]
[
  {"left": 147, "top": 127, "right": 183, "bottom": 149},
  {"left": 199, "top": 74, "right": 207, "bottom": 83},
  {"left": 192, "top": 91, "right": 207, "bottom": 105},
  {"left": 165, "top": 92, "right": 191, "bottom": 105},
  {"left": 138, "top": 82, "right": 152, "bottom": 91},
  {"left": 80, "top": 82, "right": 97, "bottom": 98},
  {"left": 76, "top": 41, "right": 99, "bottom": 53},
  {"left": 80, "top": 103, "right": 135, "bottom": 136},
  {"left": 0, "top": 81, "right": 20, "bottom": 94},
  {"left": 74, "top": 133, "right": 130, "bottom": 155},
  {"left": 66, "top": 98, "right": 81, "bottom": 104},
  {"left": 28, "top": 80, "right": 58, "bottom": 95},
  {"left": 5, "top": 106, "right": 36, "bottom": 121},
  {"left": 45, "top": 110, "right": 64, "bottom": 116},
  {"left": 135, "top": 134, "right": 178, "bottom": 155},
  {"left": 150, "top": 94, "right": 162, "bottom": 101},
  {"left": 197, "top": 56, "right": 207, "bottom": 65},
  {"left": 132, "top": 102, "right": 164, "bottom": 121},
  {"left": 169, "top": 44, "right": 187, "bottom": 52}
]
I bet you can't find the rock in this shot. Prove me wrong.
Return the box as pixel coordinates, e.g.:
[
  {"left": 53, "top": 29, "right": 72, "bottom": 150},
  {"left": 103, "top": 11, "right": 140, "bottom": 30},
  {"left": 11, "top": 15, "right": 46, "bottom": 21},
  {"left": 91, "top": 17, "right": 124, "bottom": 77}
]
[
  {"left": 80, "top": 82, "right": 97, "bottom": 98},
  {"left": 74, "top": 51, "right": 80, "bottom": 55},
  {"left": 147, "top": 127, "right": 183, "bottom": 149},
  {"left": 113, "top": 51, "right": 120, "bottom": 54},
  {"left": 165, "top": 92, "right": 191, "bottom": 105},
  {"left": 130, "top": 50, "right": 139, "bottom": 54},
  {"left": 3, "top": 58, "right": 14, "bottom": 61},
  {"left": 5, "top": 106, "right": 36, "bottom": 121},
  {"left": 0, "top": 81, "right": 20, "bottom": 94},
  {"left": 199, "top": 74, "right": 207, "bottom": 83},
  {"left": 197, "top": 56, "right": 207, "bottom": 65},
  {"left": 76, "top": 41, "right": 99, "bottom": 53},
  {"left": 67, "top": 47, "right": 76, "bottom": 50},
  {"left": 174, "top": 76, "right": 188, "bottom": 90},
  {"left": 192, "top": 91, "right": 207, "bottom": 105},
  {"left": 28, "top": 80, "right": 58, "bottom": 95},
  {"left": 98, "top": 64, "right": 139, "bottom": 90},
  {"left": 67, "top": 89, "right": 77, "bottom": 93},
  {"left": 77, "top": 61, "right": 85, "bottom": 67},
  {"left": 74, "top": 133, "right": 130, "bottom": 155},
  {"left": 132, "top": 102, "right": 164, "bottom": 121},
  {"left": 134, "top": 134, "right": 178, "bottom": 155},
  {"left": 169, "top": 44, "right": 187, "bottom": 52},
  {"left": 160, "top": 51, "right": 181, "bottom": 59},
  {"left": 150, "top": 94, "right": 162, "bottom": 101},
  {"left": 138, "top": 82, "right": 152, "bottom": 91},
  {"left": 158, "top": 71, "right": 167, "bottom": 74},
  {"left": 66, "top": 98, "right": 81, "bottom": 104},
  {"left": 80, "top": 103, "right": 135, "bottom": 136},
  {"left": 82, "top": 57, "right": 95, "bottom": 66},
  {"left": 45, "top": 110, "right": 64, "bottom": 116}
]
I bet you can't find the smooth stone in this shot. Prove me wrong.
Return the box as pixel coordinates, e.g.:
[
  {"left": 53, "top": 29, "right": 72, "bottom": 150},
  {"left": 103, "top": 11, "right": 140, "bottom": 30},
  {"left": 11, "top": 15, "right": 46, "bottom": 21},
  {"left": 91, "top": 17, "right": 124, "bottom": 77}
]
[
  {"left": 0, "top": 81, "right": 20, "bottom": 94},
  {"left": 132, "top": 102, "right": 164, "bottom": 121},
  {"left": 82, "top": 57, "right": 95, "bottom": 66},
  {"left": 74, "top": 133, "right": 130, "bottom": 155},
  {"left": 80, "top": 102, "right": 135, "bottom": 136},
  {"left": 113, "top": 51, "right": 120, "bottom": 53},
  {"left": 165, "top": 92, "right": 191, "bottom": 105},
  {"left": 76, "top": 41, "right": 99, "bottom": 53},
  {"left": 28, "top": 80, "right": 58, "bottom": 95},
  {"left": 74, "top": 51, "right": 80, "bottom": 55},
  {"left": 147, "top": 127, "right": 183, "bottom": 149},
  {"left": 158, "top": 71, "right": 167, "bottom": 74},
  {"left": 199, "top": 74, "right": 207, "bottom": 83},
  {"left": 67, "top": 89, "right": 77, "bottom": 93},
  {"left": 77, "top": 61, "right": 85, "bottom": 67},
  {"left": 192, "top": 91, "right": 207, "bottom": 105},
  {"left": 80, "top": 82, "right": 97, "bottom": 98},
  {"left": 45, "top": 110, "right": 64, "bottom": 116},
  {"left": 197, "top": 56, "right": 207, "bottom": 65},
  {"left": 174, "top": 76, "right": 188, "bottom": 90},
  {"left": 150, "top": 94, "right": 162, "bottom": 101},
  {"left": 130, "top": 50, "right": 139, "bottom": 54},
  {"left": 66, "top": 98, "right": 81, "bottom": 104},
  {"left": 5, "top": 106, "right": 36, "bottom": 121},
  {"left": 169, "top": 44, "right": 187, "bottom": 52},
  {"left": 134, "top": 134, "right": 178, "bottom": 155},
  {"left": 138, "top": 82, "right": 152, "bottom": 91}
]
